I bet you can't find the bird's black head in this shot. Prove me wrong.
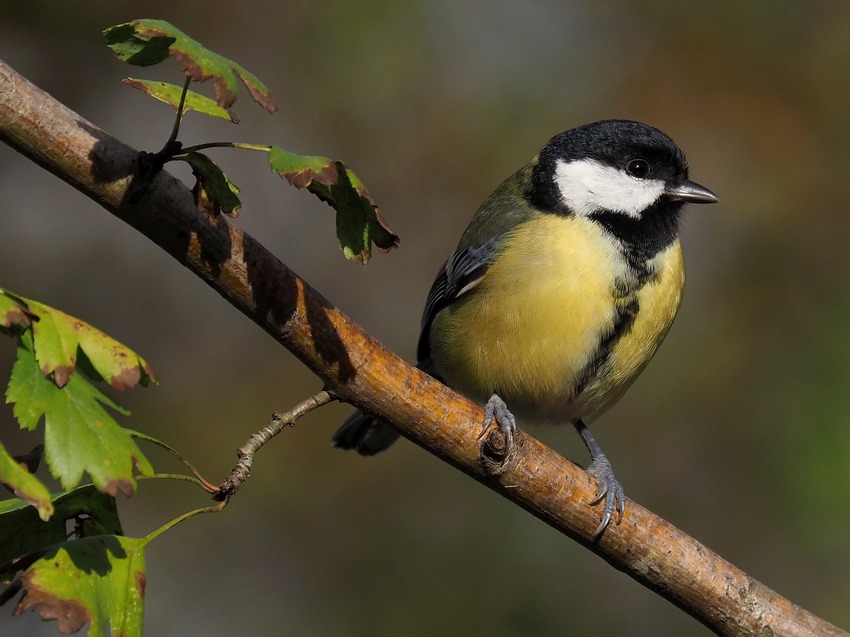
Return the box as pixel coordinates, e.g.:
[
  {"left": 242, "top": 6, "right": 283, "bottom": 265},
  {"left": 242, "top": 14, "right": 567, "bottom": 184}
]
[{"left": 527, "top": 120, "right": 717, "bottom": 256}]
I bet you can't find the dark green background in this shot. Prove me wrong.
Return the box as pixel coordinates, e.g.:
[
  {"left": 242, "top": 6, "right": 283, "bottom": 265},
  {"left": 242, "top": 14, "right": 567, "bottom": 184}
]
[{"left": 2, "top": 2, "right": 849, "bottom": 635}]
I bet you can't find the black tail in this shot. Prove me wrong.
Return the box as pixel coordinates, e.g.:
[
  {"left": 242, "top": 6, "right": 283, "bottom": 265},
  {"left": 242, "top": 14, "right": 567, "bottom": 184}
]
[
  {"left": 331, "top": 410, "right": 400, "bottom": 456},
  {"left": 332, "top": 359, "right": 438, "bottom": 456}
]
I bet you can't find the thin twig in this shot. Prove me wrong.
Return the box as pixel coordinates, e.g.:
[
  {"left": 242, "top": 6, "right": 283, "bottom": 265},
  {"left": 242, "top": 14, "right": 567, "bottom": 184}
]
[{"left": 214, "top": 391, "right": 334, "bottom": 501}]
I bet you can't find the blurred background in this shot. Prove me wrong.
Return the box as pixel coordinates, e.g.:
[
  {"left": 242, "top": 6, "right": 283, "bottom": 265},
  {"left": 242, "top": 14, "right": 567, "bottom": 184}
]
[{"left": 2, "top": 2, "right": 849, "bottom": 635}]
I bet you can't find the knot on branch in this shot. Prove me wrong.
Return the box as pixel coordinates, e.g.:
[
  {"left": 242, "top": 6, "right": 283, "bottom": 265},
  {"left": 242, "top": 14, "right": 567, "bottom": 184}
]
[{"left": 479, "top": 427, "right": 519, "bottom": 476}]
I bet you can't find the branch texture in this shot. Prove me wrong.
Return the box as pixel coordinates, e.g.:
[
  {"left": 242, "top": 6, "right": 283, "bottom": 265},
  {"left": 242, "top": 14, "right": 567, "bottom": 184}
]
[{"left": 0, "top": 59, "right": 844, "bottom": 637}]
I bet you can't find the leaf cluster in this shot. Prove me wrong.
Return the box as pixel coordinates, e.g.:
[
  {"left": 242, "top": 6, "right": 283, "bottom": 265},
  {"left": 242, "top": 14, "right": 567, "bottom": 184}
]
[
  {"left": 0, "top": 290, "right": 156, "bottom": 635},
  {"left": 105, "top": 18, "right": 399, "bottom": 263},
  {"left": 1, "top": 289, "right": 154, "bottom": 509},
  {"left": 1, "top": 17, "right": 402, "bottom": 636}
]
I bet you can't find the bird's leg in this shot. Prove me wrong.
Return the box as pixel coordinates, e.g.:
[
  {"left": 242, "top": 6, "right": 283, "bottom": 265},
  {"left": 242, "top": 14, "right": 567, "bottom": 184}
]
[
  {"left": 573, "top": 419, "right": 626, "bottom": 539},
  {"left": 479, "top": 393, "right": 517, "bottom": 451}
]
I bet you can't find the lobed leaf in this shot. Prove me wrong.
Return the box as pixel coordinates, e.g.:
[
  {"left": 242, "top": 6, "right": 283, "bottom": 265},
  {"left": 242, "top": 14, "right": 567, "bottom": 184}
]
[
  {"left": 105, "top": 19, "right": 277, "bottom": 112},
  {"left": 4, "top": 535, "right": 146, "bottom": 637},
  {"left": 0, "top": 442, "right": 52, "bottom": 522},
  {"left": 185, "top": 152, "right": 242, "bottom": 217},
  {"left": 6, "top": 332, "right": 153, "bottom": 496},
  {"left": 0, "top": 289, "right": 156, "bottom": 391},
  {"left": 0, "top": 485, "right": 122, "bottom": 583},
  {"left": 268, "top": 146, "right": 400, "bottom": 263},
  {"left": 123, "top": 78, "right": 239, "bottom": 123}
]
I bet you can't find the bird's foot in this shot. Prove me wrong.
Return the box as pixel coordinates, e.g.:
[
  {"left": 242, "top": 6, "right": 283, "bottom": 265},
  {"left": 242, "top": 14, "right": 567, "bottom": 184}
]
[
  {"left": 479, "top": 394, "right": 517, "bottom": 451},
  {"left": 586, "top": 452, "right": 626, "bottom": 540},
  {"left": 573, "top": 420, "right": 626, "bottom": 539}
]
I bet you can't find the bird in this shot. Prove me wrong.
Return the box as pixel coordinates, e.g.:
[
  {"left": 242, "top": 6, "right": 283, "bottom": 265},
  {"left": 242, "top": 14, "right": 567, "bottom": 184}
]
[{"left": 332, "top": 119, "right": 718, "bottom": 538}]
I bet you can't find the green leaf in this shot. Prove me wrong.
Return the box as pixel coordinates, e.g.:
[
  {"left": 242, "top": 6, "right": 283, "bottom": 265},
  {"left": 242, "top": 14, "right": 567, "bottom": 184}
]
[
  {"left": 123, "top": 78, "right": 239, "bottom": 123},
  {"left": 104, "top": 19, "right": 277, "bottom": 112},
  {"left": 0, "top": 485, "right": 121, "bottom": 582},
  {"left": 101, "top": 22, "right": 173, "bottom": 66},
  {"left": 0, "top": 289, "right": 156, "bottom": 390},
  {"left": 6, "top": 332, "right": 153, "bottom": 496},
  {"left": 3, "top": 535, "right": 146, "bottom": 637},
  {"left": 7, "top": 332, "right": 57, "bottom": 430},
  {"left": 0, "top": 442, "right": 52, "bottom": 522},
  {"left": 185, "top": 152, "right": 242, "bottom": 217},
  {"left": 268, "top": 147, "right": 400, "bottom": 263}
]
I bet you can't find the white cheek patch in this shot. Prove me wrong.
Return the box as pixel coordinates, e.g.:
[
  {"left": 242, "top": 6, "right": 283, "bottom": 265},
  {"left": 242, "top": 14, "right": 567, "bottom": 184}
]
[{"left": 554, "top": 158, "right": 666, "bottom": 218}]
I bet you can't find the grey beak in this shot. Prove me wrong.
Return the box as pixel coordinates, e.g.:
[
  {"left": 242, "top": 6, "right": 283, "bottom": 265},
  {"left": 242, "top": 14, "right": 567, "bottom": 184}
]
[{"left": 666, "top": 180, "right": 719, "bottom": 204}]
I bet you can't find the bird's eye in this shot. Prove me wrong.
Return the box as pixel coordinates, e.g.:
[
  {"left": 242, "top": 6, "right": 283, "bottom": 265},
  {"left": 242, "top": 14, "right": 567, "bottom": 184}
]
[{"left": 626, "top": 158, "right": 651, "bottom": 179}]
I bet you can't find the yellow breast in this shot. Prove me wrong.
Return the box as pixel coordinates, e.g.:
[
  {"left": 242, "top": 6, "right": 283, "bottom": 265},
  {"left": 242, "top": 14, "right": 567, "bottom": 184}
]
[{"left": 428, "top": 213, "right": 684, "bottom": 424}]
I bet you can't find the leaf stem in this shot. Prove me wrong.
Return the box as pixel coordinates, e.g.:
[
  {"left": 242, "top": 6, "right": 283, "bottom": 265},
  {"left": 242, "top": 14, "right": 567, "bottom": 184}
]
[
  {"left": 231, "top": 142, "right": 273, "bottom": 152},
  {"left": 137, "top": 472, "right": 208, "bottom": 489},
  {"left": 174, "top": 141, "right": 272, "bottom": 156},
  {"left": 131, "top": 431, "right": 218, "bottom": 493},
  {"left": 156, "top": 76, "right": 192, "bottom": 157},
  {"left": 143, "top": 500, "right": 228, "bottom": 545},
  {"left": 214, "top": 391, "right": 334, "bottom": 501}
]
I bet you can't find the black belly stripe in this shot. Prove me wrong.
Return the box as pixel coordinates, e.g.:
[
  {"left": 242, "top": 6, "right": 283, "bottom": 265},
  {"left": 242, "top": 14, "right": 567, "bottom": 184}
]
[
  {"left": 569, "top": 246, "right": 662, "bottom": 400},
  {"left": 571, "top": 294, "right": 639, "bottom": 400},
  {"left": 577, "top": 201, "right": 681, "bottom": 396}
]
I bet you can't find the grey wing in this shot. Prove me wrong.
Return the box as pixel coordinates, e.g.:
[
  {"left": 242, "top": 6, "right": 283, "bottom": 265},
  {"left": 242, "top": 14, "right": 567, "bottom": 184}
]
[{"left": 416, "top": 235, "right": 504, "bottom": 363}]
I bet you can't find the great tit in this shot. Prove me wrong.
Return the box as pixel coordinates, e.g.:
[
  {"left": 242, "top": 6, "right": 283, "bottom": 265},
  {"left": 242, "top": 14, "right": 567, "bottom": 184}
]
[{"left": 333, "top": 120, "right": 718, "bottom": 537}]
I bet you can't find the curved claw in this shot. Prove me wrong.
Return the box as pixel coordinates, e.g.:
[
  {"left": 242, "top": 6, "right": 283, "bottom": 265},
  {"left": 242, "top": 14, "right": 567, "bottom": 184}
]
[
  {"left": 479, "top": 394, "right": 517, "bottom": 450},
  {"left": 586, "top": 453, "right": 626, "bottom": 540}
]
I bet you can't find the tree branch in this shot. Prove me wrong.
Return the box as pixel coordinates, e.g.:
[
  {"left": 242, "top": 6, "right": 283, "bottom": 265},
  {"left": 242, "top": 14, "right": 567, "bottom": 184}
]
[{"left": 0, "top": 59, "right": 844, "bottom": 637}]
